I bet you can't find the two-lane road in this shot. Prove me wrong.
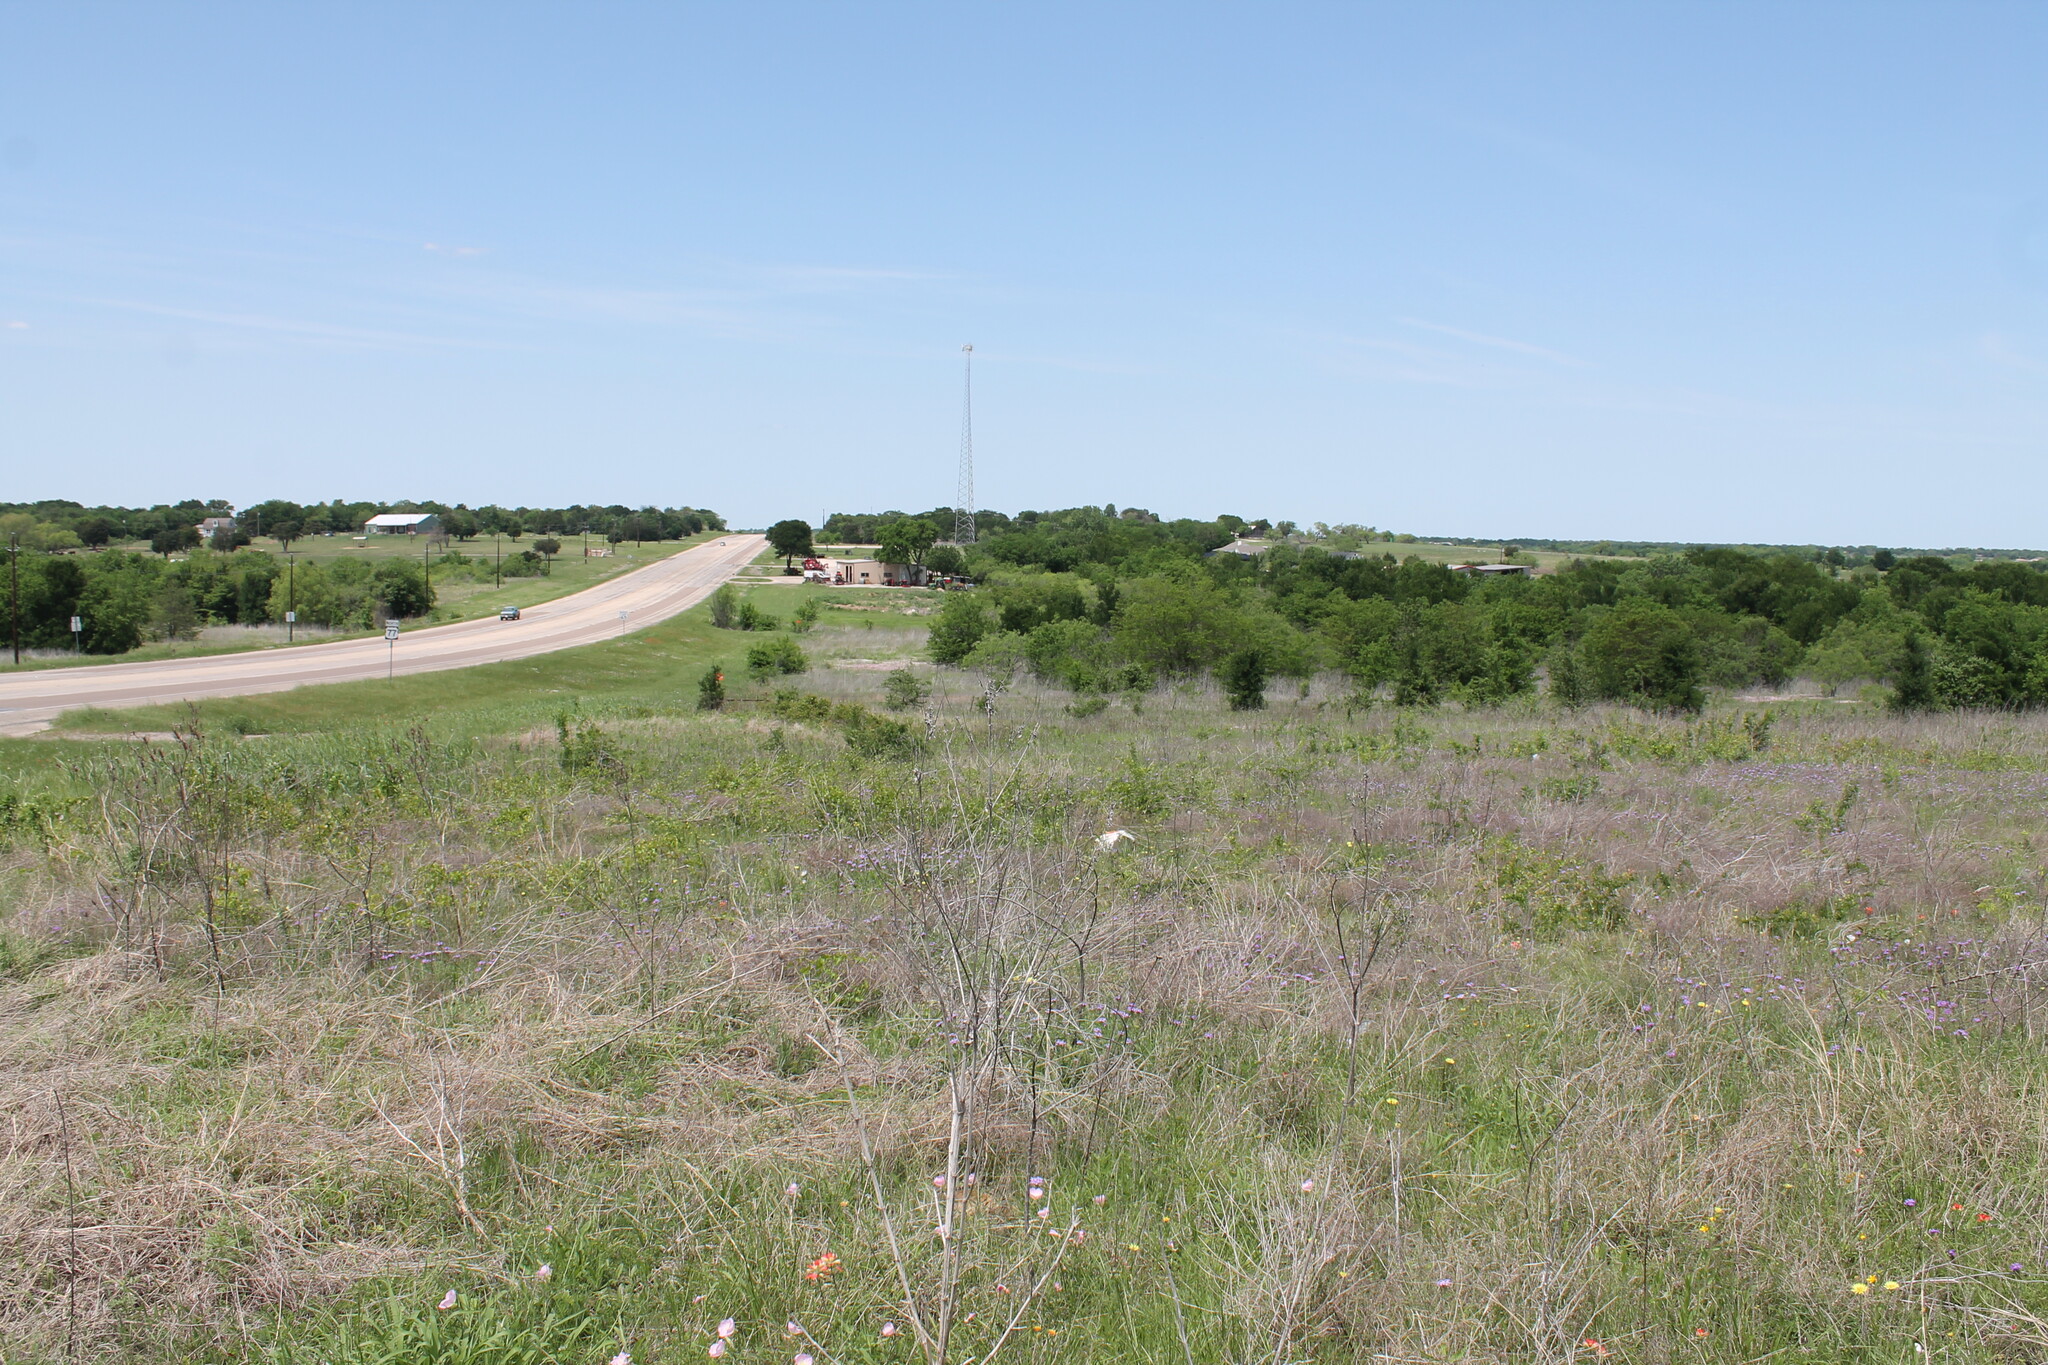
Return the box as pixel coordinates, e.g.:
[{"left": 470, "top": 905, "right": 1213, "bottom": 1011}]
[{"left": 0, "top": 534, "right": 767, "bottom": 736}]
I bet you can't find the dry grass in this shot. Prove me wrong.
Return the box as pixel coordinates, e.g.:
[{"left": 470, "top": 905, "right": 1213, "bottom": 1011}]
[{"left": 7, "top": 687, "right": 2048, "bottom": 1361}]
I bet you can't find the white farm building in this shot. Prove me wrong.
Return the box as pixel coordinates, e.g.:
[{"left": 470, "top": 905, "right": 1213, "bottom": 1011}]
[{"left": 363, "top": 513, "right": 441, "bottom": 535}]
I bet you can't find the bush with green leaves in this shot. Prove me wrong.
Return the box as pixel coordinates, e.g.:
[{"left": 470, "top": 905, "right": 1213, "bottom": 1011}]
[
  {"left": 708, "top": 583, "right": 739, "bottom": 629},
  {"left": 744, "top": 635, "right": 808, "bottom": 680},
  {"left": 1219, "top": 648, "right": 1270, "bottom": 710},
  {"left": 695, "top": 665, "right": 726, "bottom": 711},
  {"left": 882, "top": 668, "right": 930, "bottom": 710}
]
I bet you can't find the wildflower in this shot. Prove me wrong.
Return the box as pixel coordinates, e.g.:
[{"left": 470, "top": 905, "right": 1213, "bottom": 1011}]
[
  {"left": 786, "top": 1182, "right": 801, "bottom": 1197},
  {"left": 1435, "top": 1279, "right": 1452, "bottom": 1289},
  {"left": 709, "top": 1343, "right": 727, "bottom": 1359},
  {"left": 718, "top": 1319, "right": 738, "bottom": 1339},
  {"left": 1850, "top": 1284, "right": 1869, "bottom": 1295},
  {"left": 1582, "top": 1339, "right": 1611, "bottom": 1358},
  {"left": 1696, "top": 1328, "right": 1710, "bottom": 1337},
  {"left": 1979, "top": 1212, "right": 1994, "bottom": 1222},
  {"left": 1300, "top": 1179, "right": 1315, "bottom": 1193},
  {"left": 1885, "top": 1282, "right": 1901, "bottom": 1291},
  {"left": 1092, "top": 1194, "right": 1108, "bottom": 1206},
  {"left": 1952, "top": 1203, "right": 1965, "bottom": 1212},
  {"left": 1386, "top": 1097, "right": 1399, "bottom": 1106},
  {"left": 796, "top": 1355, "right": 815, "bottom": 1365},
  {"left": 612, "top": 1355, "right": 632, "bottom": 1365},
  {"left": 933, "top": 1175, "right": 947, "bottom": 1189},
  {"left": 806, "top": 1252, "right": 843, "bottom": 1281},
  {"left": 1029, "top": 1188, "right": 1043, "bottom": 1201},
  {"left": 2014, "top": 1264, "right": 2027, "bottom": 1273},
  {"left": 1904, "top": 1199, "right": 1917, "bottom": 1207},
  {"left": 1036, "top": 1207, "right": 1050, "bottom": 1220},
  {"left": 881, "top": 1321, "right": 898, "bottom": 1337},
  {"left": 786, "top": 1320, "right": 805, "bottom": 1338},
  {"left": 437, "top": 1290, "right": 458, "bottom": 1311}
]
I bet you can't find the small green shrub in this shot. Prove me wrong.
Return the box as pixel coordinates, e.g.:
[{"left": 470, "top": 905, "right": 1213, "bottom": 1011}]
[
  {"left": 769, "top": 689, "right": 834, "bottom": 723},
  {"left": 695, "top": 666, "right": 726, "bottom": 711},
  {"left": 1488, "top": 839, "right": 1633, "bottom": 935},
  {"left": 745, "top": 637, "right": 808, "bottom": 680},
  {"left": 1736, "top": 894, "right": 1863, "bottom": 940},
  {"left": 882, "top": 668, "right": 930, "bottom": 711},
  {"left": 1538, "top": 772, "right": 1601, "bottom": 804},
  {"left": 708, "top": 583, "right": 739, "bottom": 629}
]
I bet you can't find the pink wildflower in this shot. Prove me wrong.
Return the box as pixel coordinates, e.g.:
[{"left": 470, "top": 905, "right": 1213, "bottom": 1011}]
[{"left": 436, "top": 1290, "right": 458, "bottom": 1311}]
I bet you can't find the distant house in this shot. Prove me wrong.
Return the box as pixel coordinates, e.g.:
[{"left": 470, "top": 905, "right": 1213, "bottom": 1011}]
[
  {"left": 1206, "top": 538, "right": 1273, "bottom": 559},
  {"left": 824, "top": 557, "right": 927, "bottom": 586},
  {"left": 196, "top": 516, "right": 237, "bottom": 537},
  {"left": 1448, "top": 563, "right": 1532, "bottom": 577},
  {"left": 364, "top": 512, "right": 441, "bottom": 536}
]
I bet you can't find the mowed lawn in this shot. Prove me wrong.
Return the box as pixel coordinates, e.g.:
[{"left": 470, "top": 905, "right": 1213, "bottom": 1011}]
[{"left": 28, "top": 585, "right": 941, "bottom": 748}]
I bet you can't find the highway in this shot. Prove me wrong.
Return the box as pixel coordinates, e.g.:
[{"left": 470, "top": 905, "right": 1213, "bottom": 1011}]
[{"left": 0, "top": 534, "right": 768, "bottom": 736}]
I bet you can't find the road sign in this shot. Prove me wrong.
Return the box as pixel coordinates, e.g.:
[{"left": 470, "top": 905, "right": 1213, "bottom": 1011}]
[
  {"left": 285, "top": 611, "right": 296, "bottom": 624},
  {"left": 70, "top": 616, "right": 82, "bottom": 633},
  {"left": 384, "top": 621, "right": 400, "bottom": 641}
]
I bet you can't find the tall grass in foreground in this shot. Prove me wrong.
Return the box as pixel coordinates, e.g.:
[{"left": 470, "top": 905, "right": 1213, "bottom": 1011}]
[{"left": 9, "top": 675, "right": 2048, "bottom": 1361}]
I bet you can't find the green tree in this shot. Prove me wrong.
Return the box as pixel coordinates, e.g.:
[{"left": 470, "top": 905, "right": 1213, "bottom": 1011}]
[
  {"left": 374, "top": 561, "right": 435, "bottom": 618},
  {"left": 696, "top": 665, "right": 726, "bottom": 711},
  {"left": 708, "top": 584, "right": 739, "bottom": 629},
  {"left": 532, "top": 537, "right": 562, "bottom": 575},
  {"left": 767, "top": 519, "right": 815, "bottom": 568},
  {"left": 791, "top": 597, "right": 821, "bottom": 633},
  {"left": 1578, "top": 600, "right": 1703, "bottom": 712},
  {"left": 1891, "top": 631, "right": 1936, "bottom": 712},
  {"left": 883, "top": 668, "right": 930, "bottom": 710},
  {"left": 151, "top": 581, "right": 202, "bottom": 641},
  {"left": 1220, "top": 649, "right": 1270, "bottom": 710},
  {"left": 924, "top": 544, "right": 968, "bottom": 577},
  {"left": 927, "top": 591, "right": 990, "bottom": 664},
  {"left": 877, "top": 517, "right": 939, "bottom": 567}
]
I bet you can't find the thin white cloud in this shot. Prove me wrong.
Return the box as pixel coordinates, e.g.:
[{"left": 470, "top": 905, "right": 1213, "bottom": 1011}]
[
  {"left": 78, "top": 297, "right": 509, "bottom": 351},
  {"left": 423, "top": 242, "right": 489, "bottom": 257},
  {"left": 1395, "top": 317, "right": 1591, "bottom": 367},
  {"left": 3, "top": 320, "right": 26, "bottom": 329},
  {"left": 1981, "top": 333, "right": 2048, "bottom": 377}
]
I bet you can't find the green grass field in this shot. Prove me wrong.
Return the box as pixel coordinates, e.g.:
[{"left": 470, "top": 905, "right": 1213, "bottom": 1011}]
[
  {"left": 1, "top": 535, "right": 713, "bottom": 676},
  {"left": 8, "top": 600, "right": 2048, "bottom": 1363}
]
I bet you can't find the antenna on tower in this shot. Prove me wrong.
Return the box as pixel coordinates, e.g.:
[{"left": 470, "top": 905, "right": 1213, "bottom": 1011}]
[{"left": 953, "top": 343, "right": 976, "bottom": 546}]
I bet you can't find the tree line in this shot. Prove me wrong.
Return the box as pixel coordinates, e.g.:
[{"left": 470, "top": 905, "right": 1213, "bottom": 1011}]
[
  {"left": 883, "top": 505, "right": 2048, "bottom": 712},
  {"left": 0, "top": 498, "right": 725, "bottom": 554}
]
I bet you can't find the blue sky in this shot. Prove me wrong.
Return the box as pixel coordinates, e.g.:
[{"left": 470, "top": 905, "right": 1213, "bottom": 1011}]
[{"left": 4, "top": 3, "right": 2047, "bottom": 544}]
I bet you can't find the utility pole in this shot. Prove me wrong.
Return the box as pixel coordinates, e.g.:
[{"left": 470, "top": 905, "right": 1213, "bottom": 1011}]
[
  {"left": 8, "top": 533, "right": 18, "bottom": 665},
  {"left": 285, "top": 552, "right": 296, "bottom": 643},
  {"left": 953, "top": 343, "right": 976, "bottom": 546},
  {"left": 494, "top": 533, "right": 501, "bottom": 588}
]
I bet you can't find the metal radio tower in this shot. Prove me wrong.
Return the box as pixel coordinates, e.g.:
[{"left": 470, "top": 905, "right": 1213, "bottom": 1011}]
[{"left": 953, "top": 343, "right": 976, "bottom": 545}]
